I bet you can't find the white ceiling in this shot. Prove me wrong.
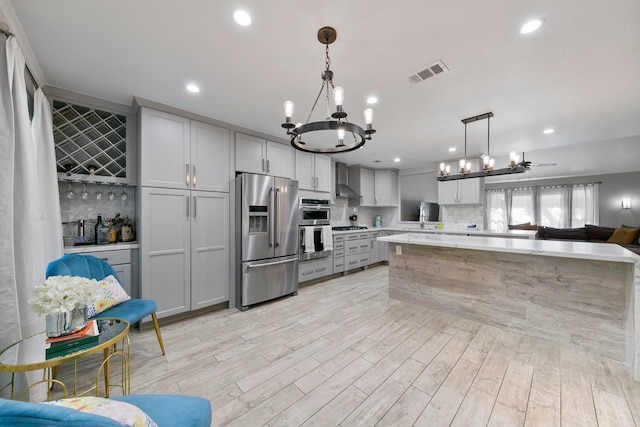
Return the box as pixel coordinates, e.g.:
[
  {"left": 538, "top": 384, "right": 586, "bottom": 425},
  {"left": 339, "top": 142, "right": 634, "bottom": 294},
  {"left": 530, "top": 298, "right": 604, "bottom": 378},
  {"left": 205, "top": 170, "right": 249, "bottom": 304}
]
[{"left": 5, "top": 0, "right": 640, "bottom": 176}]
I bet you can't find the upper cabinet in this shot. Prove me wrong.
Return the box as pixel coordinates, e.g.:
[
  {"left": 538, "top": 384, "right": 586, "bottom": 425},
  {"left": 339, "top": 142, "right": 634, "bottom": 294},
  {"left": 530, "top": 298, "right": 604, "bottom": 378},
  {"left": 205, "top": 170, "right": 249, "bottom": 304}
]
[
  {"left": 348, "top": 166, "right": 375, "bottom": 206},
  {"left": 295, "top": 151, "right": 332, "bottom": 193},
  {"left": 138, "top": 108, "right": 230, "bottom": 192},
  {"left": 235, "top": 133, "right": 294, "bottom": 179},
  {"left": 52, "top": 99, "right": 137, "bottom": 185},
  {"left": 437, "top": 159, "right": 484, "bottom": 205},
  {"left": 348, "top": 166, "right": 398, "bottom": 207},
  {"left": 438, "top": 178, "right": 484, "bottom": 205},
  {"left": 374, "top": 170, "right": 399, "bottom": 206}
]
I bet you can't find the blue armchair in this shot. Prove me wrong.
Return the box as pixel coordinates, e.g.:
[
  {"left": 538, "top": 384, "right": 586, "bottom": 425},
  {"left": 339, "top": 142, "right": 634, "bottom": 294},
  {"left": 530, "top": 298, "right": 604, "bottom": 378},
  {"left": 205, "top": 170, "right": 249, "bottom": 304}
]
[
  {"left": 46, "top": 254, "right": 165, "bottom": 355},
  {"left": 0, "top": 394, "right": 212, "bottom": 427}
]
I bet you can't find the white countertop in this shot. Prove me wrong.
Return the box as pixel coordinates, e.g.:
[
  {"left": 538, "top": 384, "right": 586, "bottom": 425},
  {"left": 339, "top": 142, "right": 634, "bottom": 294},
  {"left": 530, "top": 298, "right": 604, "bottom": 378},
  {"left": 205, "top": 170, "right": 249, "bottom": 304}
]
[
  {"left": 331, "top": 226, "right": 537, "bottom": 239},
  {"left": 64, "top": 242, "right": 139, "bottom": 253},
  {"left": 378, "top": 232, "right": 640, "bottom": 264}
]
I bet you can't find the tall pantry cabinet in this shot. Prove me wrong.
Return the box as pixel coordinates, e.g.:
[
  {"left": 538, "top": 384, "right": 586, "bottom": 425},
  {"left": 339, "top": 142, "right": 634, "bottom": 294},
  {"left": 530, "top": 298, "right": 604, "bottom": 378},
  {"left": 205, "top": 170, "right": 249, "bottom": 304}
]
[{"left": 138, "top": 108, "right": 230, "bottom": 319}]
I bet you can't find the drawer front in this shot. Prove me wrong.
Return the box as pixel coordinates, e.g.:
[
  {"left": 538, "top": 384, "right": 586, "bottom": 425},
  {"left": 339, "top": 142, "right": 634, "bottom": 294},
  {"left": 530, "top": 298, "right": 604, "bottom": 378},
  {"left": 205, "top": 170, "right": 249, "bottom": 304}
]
[
  {"left": 345, "top": 238, "right": 370, "bottom": 255},
  {"left": 370, "top": 231, "right": 380, "bottom": 238},
  {"left": 333, "top": 235, "right": 344, "bottom": 243},
  {"left": 346, "top": 232, "right": 370, "bottom": 241},
  {"left": 299, "top": 258, "right": 333, "bottom": 282},
  {"left": 357, "top": 253, "right": 371, "bottom": 267},
  {"left": 84, "top": 249, "right": 131, "bottom": 265},
  {"left": 333, "top": 257, "right": 344, "bottom": 273},
  {"left": 333, "top": 248, "right": 344, "bottom": 257},
  {"left": 344, "top": 254, "right": 361, "bottom": 270}
]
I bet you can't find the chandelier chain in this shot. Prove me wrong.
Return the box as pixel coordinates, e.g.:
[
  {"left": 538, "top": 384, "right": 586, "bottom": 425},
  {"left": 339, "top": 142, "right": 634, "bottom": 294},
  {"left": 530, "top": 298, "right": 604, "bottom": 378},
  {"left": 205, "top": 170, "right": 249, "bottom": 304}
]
[{"left": 325, "top": 44, "right": 331, "bottom": 70}]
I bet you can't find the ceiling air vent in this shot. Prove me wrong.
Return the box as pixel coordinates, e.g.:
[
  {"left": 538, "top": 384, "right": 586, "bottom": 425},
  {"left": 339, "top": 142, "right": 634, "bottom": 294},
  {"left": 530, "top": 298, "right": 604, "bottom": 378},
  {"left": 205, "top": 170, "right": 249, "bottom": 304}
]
[{"left": 407, "top": 60, "right": 449, "bottom": 84}]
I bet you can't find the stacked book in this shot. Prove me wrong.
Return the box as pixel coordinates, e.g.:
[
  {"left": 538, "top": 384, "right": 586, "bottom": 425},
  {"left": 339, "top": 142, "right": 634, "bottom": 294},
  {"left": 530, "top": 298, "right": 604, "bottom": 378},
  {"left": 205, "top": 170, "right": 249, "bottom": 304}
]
[{"left": 45, "top": 320, "right": 100, "bottom": 359}]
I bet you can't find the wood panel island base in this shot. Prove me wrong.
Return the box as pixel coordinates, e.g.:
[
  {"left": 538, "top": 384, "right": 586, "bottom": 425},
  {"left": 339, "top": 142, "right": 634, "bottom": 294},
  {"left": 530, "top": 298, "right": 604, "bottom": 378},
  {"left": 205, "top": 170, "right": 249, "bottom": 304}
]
[{"left": 378, "top": 233, "right": 640, "bottom": 381}]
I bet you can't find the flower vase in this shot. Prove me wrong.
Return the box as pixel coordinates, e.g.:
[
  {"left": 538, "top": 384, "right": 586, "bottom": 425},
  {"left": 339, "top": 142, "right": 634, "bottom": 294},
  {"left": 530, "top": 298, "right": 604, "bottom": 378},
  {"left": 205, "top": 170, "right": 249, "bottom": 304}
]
[{"left": 45, "top": 306, "right": 88, "bottom": 337}]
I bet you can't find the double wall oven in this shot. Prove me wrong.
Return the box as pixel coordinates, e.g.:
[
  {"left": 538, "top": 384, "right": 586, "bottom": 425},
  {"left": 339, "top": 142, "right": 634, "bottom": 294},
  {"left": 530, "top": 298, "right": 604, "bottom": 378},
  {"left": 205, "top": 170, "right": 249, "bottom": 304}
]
[{"left": 299, "top": 198, "right": 332, "bottom": 261}]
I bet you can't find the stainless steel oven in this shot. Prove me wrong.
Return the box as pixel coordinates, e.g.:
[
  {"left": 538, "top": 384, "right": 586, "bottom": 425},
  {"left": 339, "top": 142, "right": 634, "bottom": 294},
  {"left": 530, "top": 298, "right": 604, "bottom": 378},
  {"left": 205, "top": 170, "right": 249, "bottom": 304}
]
[
  {"left": 299, "top": 198, "right": 332, "bottom": 261},
  {"left": 299, "top": 198, "right": 331, "bottom": 226}
]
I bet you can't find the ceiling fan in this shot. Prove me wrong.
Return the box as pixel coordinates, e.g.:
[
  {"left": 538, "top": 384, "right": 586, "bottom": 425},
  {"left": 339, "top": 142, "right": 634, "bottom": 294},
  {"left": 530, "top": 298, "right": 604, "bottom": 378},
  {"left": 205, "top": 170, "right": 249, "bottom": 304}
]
[{"left": 517, "top": 152, "right": 557, "bottom": 168}]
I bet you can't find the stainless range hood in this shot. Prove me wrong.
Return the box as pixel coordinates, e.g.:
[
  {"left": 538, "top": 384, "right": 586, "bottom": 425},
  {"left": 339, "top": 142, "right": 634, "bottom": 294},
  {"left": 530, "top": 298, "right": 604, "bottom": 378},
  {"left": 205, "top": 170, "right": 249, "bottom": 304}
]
[{"left": 335, "top": 162, "right": 360, "bottom": 199}]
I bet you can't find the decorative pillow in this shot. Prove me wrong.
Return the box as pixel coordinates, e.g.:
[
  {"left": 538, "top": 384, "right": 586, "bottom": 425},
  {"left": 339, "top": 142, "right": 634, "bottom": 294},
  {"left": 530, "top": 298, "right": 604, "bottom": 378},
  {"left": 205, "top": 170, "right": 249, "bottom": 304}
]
[
  {"left": 607, "top": 227, "right": 640, "bottom": 245},
  {"left": 87, "top": 275, "right": 131, "bottom": 317},
  {"left": 45, "top": 396, "right": 157, "bottom": 427},
  {"left": 622, "top": 224, "right": 640, "bottom": 244},
  {"left": 585, "top": 224, "right": 615, "bottom": 242}
]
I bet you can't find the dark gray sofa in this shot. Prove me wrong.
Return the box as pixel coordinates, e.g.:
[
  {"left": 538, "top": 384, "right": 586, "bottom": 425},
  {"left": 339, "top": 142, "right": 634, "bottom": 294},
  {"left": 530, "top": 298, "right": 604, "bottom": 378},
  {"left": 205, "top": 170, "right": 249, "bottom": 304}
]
[{"left": 536, "top": 224, "right": 640, "bottom": 255}]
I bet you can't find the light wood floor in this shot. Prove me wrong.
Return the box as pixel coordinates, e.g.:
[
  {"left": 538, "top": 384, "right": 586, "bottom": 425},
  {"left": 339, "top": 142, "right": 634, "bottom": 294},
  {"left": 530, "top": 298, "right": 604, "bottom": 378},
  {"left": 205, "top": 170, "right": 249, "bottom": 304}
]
[{"left": 58, "top": 265, "right": 640, "bottom": 426}]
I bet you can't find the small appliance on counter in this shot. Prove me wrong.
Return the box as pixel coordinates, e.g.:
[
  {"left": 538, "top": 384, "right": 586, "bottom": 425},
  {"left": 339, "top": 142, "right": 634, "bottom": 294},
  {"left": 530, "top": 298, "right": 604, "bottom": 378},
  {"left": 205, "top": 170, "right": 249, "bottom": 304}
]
[{"left": 374, "top": 215, "right": 382, "bottom": 228}]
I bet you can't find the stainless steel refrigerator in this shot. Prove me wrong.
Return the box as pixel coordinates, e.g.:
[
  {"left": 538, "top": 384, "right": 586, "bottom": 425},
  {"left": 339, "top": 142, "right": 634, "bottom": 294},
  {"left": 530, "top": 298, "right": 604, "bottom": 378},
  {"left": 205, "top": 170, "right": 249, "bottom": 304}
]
[{"left": 235, "top": 173, "right": 299, "bottom": 310}]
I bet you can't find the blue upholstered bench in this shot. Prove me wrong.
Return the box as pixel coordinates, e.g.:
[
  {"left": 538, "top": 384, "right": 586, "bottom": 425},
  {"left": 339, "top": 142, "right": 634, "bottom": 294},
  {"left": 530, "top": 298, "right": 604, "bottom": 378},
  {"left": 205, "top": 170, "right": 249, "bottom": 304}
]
[{"left": 0, "top": 394, "right": 211, "bottom": 427}]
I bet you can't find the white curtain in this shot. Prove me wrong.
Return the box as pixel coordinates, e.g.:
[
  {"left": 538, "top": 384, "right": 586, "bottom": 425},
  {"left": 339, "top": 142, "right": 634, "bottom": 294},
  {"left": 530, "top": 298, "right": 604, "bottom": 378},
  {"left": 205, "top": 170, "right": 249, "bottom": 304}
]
[
  {"left": 538, "top": 186, "right": 570, "bottom": 228},
  {"left": 0, "top": 35, "right": 62, "bottom": 400},
  {"left": 486, "top": 190, "right": 507, "bottom": 231}
]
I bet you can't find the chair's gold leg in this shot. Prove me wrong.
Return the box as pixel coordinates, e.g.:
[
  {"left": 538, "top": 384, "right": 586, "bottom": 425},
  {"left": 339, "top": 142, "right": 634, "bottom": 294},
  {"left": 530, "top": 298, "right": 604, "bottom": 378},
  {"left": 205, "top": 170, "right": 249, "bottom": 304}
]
[
  {"left": 103, "top": 348, "right": 110, "bottom": 397},
  {"left": 151, "top": 312, "right": 165, "bottom": 355}
]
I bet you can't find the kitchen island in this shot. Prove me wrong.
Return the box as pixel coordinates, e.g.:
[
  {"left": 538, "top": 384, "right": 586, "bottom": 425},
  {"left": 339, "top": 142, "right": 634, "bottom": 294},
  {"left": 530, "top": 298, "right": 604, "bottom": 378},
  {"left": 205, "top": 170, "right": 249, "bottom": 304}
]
[{"left": 378, "top": 232, "right": 640, "bottom": 381}]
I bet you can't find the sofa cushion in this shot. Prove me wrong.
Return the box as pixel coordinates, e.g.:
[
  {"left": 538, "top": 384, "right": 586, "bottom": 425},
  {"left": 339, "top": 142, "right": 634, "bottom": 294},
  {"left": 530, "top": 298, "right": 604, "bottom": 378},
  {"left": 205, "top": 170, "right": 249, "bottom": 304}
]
[
  {"left": 111, "top": 395, "right": 212, "bottom": 427},
  {"left": 46, "top": 397, "right": 157, "bottom": 427},
  {"left": 539, "top": 226, "right": 588, "bottom": 241},
  {"left": 0, "top": 397, "right": 123, "bottom": 426},
  {"left": 585, "top": 224, "right": 616, "bottom": 242},
  {"left": 608, "top": 227, "right": 640, "bottom": 245}
]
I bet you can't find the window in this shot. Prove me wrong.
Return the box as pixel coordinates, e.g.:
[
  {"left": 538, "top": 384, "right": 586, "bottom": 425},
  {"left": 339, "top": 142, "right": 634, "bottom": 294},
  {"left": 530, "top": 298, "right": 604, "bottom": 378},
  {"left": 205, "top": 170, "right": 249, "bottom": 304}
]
[{"left": 485, "top": 183, "right": 598, "bottom": 230}]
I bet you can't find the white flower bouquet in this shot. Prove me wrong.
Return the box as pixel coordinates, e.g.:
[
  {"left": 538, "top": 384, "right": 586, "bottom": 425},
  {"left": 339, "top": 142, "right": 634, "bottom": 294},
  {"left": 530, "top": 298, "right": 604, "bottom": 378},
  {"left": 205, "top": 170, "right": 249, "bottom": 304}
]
[{"left": 29, "top": 275, "right": 104, "bottom": 315}]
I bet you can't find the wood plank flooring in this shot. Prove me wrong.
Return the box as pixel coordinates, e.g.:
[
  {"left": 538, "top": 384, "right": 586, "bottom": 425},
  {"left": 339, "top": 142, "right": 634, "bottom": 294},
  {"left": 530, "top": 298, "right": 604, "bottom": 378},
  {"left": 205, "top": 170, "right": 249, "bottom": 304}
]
[{"left": 54, "top": 265, "right": 640, "bottom": 426}]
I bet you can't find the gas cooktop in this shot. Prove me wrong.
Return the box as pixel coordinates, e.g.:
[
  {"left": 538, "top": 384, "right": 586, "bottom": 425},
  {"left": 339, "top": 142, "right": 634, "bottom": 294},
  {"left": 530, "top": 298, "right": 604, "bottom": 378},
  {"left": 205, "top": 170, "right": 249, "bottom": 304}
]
[{"left": 331, "top": 226, "right": 369, "bottom": 231}]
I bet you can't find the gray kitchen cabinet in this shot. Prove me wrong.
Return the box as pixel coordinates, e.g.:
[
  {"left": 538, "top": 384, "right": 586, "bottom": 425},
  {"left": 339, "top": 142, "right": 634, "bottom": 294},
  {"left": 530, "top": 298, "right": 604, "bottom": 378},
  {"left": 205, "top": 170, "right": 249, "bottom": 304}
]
[
  {"left": 235, "top": 133, "right": 294, "bottom": 179},
  {"left": 374, "top": 170, "right": 399, "bottom": 206},
  {"left": 299, "top": 257, "right": 333, "bottom": 283},
  {"left": 348, "top": 166, "right": 375, "bottom": 206},
  {"left": 295, "top": 151, "right": 332, "bottom": 193},
  {"left": 333, "top": 235, "right": 345, "bottom": 273},
  {"left": 138, "top": 107, "right": 231, "bottom": 321},
  {"left": 370, "top": 231, "right": 380, "bottom": 263},
  {"left": 437, "top": 177, "right": 484, "bottom": 205},
  {"left": 344, "top": 232, "right": 371, "bottom": 270},
  {"left": 139, "top": 188, "right": 229, "bottom": 318},
  {"left": 139, "top": 108, "right": 230, "bottom": 191},
  {"left": 348, "top": 166, "right": 398, "bottom": 207}
]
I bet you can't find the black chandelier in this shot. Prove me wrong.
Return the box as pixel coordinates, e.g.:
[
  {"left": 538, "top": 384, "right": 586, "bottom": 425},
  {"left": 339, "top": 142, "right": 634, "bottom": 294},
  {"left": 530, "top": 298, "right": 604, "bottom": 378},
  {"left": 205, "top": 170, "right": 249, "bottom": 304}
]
[
  {"left": 282, "top": 27, "right": 376, "bottom": 154},
  {"left": 437, "top": 112, "right": 531, "bottom": 181}
]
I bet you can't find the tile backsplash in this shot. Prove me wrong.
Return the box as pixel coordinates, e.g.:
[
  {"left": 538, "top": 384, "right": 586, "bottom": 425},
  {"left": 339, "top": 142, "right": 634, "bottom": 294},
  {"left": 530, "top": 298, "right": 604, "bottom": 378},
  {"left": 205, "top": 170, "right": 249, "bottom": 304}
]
[
  {"left": 441, "top": 204, "right": 484, "bottom": 230},
  {"left": 59, "top": 180, "right": 135, "bottom": 243},
  {"left": 330, "top": 198, "right": 399, "bottom": 228}
]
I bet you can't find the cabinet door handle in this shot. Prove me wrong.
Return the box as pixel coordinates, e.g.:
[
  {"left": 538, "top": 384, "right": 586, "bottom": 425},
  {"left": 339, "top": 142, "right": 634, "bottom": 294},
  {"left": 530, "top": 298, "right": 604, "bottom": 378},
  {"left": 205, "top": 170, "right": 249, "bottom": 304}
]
[
  {"left": 267, "top": 159, "right": 270, "bottom": 173},
  {"left": 193, "top": 196, "right": 197, "bottom": 218},
  {"left": 192, "top": 165, "right": 196, "bottom": 188},
  {"left": 262, "top": 158, "right": 266, "bottom": 172},
  {"left": 186, "top": 195, "right": 190, "bottom": 217},
  {"left": 185, "top": 164, "right": 190, "bottom": 187}
]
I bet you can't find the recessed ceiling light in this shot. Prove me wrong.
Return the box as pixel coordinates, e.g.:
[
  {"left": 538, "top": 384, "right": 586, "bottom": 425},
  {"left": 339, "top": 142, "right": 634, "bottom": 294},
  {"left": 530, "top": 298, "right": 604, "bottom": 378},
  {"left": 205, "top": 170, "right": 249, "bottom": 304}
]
[
  {"left": 543, "top": 128, "right": 555, "bottom": 134},
  {"left": 186, "top": 84, "right": 200, "bottom": 93},
  {"left": 394, "top": 158, "right": 401, "bottom": 163},
  {"left": 367, "top": 96, "right": 378, "bottom": 105},
  {"left": 233, "top": 9, "right": 252, "bottom": 26},
  {"left": 448, "top": 147, "right": 456, "bottom": 152},
  {"left": 520, "top": 19, "right": 544, "bottom": 34}
]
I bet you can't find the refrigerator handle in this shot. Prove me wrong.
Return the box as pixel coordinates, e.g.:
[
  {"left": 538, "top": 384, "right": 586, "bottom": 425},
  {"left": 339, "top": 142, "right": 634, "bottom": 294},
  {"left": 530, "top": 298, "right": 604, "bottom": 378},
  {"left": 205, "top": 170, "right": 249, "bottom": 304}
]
[
  {"left": 274, "top": 188, "right": 280, "bottom": 247},
  {"left": 268, "top": 187, "right": 274, "bottom": 247},
  {"left": 247, "top": 257, "right": 297, "bottom": 268}
]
